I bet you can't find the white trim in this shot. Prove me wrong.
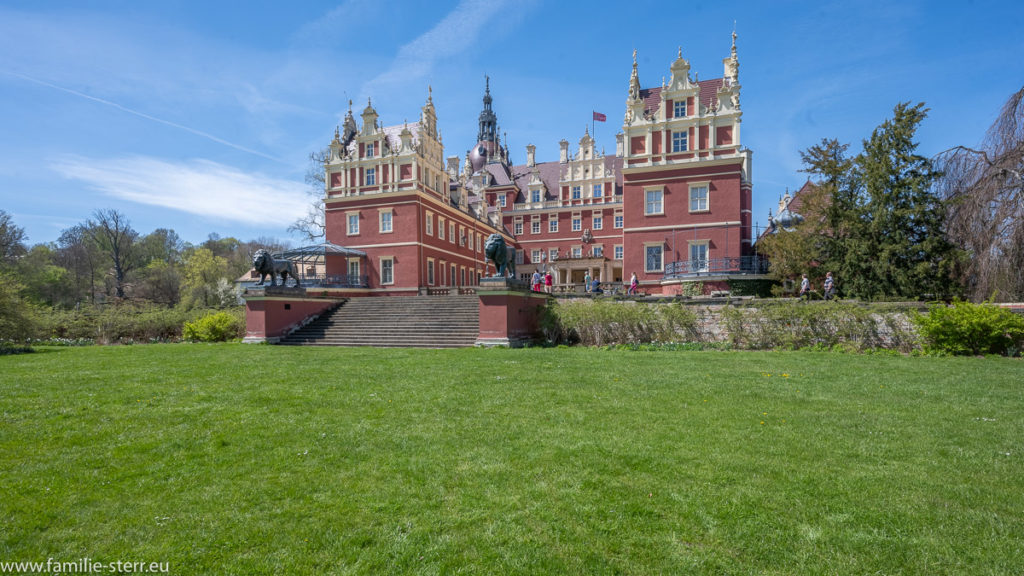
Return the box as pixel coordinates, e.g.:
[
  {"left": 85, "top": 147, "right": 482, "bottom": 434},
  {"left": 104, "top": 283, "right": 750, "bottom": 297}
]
[
  {"left": 379, "top": 256, "right": 394, "bottom": 285},
  {"left": 624, "top": 221, "right": 741, "bottom": 233}
]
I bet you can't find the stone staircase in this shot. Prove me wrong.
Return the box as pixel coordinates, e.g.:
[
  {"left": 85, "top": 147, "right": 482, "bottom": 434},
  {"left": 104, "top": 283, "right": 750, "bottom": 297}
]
[{"left": 278, "top": 295, "right": 479, "bottom": 348}]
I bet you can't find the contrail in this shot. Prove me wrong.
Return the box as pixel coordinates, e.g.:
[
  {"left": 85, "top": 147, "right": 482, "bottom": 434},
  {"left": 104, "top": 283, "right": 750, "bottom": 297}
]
[{"left": 3, "top": 70, "right": 287, "bottom": 164}]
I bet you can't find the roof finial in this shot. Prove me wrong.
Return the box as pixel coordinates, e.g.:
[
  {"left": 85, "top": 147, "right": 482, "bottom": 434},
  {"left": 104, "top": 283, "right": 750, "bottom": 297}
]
[
  {"left": 678, "top": 46, "right": 682, "bottom": 58},
  {"left": 485, "top": 75, "right": 490, "bottom": 94},
  {"left": 428, "top": 84, "right": 433, "bottom": 103},
  {"left": 348, "top": 99, "right": 353, "bottom": 112},
  {"left": 732, "top": 22, "right": 738, "bottom": 57},
  {"left": 632, "top": 48, "right": 637, "bottom": 65}
]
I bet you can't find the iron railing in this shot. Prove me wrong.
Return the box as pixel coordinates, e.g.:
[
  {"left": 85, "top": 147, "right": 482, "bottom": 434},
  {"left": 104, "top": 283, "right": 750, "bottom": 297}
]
[
  {"left": 663, "top": 256, "right": 769, "bottom": 279},
  {"left": 299, "top": 273, "right": 370, "bottom": 288}
]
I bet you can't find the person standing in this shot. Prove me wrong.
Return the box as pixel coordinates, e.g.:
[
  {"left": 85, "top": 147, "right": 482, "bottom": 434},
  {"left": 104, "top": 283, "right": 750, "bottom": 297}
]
[
  {"left": 823, "top": 272, "right": 835, "bottom": 300},
  {"left": 531, "top": 269, "right": 541, "bottom": 292},
  {"left": 629, "top": 272, "right": 638, "bottom": 295},
  {"left": 584, "top": 271, "right": 592, "bottom": 294},
  {"left": 799, "top": 274, "right": 810, "bottom": 300},
  {"left": 544, "top": 270, "right": 553, "bottom": 294}
]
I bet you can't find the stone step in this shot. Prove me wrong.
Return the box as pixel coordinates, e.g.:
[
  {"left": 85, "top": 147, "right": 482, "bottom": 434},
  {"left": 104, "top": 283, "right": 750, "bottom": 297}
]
[{"left": 277, "top": 295, "right": 480, "bottom": 348}]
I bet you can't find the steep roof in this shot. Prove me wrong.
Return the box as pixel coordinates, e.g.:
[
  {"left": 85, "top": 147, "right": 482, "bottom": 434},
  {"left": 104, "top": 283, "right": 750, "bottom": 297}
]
[{"left": 640, "top": 78, "right": 725, "bottom": 116}]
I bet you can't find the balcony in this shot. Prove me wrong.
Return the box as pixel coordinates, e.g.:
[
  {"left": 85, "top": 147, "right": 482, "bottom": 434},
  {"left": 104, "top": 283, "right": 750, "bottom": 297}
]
[
  {"left": 663, "top": 256, "right": 769, "bottom": 279},
  {"left": 508, "top": 197, "right": 623, "bottom": 212}
]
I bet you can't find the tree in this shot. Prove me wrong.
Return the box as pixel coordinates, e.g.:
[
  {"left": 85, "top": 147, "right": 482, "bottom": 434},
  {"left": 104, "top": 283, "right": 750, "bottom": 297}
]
[
  {"left": 0, "top": 210, "right": 27, "bottom": 266},
  {"left": 56, "top": 225, "right": 103, "bottom": 305},
  {"left": 288, "top": 148, "right": 328, "bottom": 242},
  {"left": 87, "top": 209, "right": 139, "bottom": 299},
  {"left": 780, "top": 103, "right": 963, "bottom": 300},
  {"left": 852, "top": 103, "right": 962, "bottom": 299},
  {"left": 934, "top": 87, "right": 1024, "bottom": 302},
  {"left": 182, "top": 248, "right": 231, "bottom": 308}
]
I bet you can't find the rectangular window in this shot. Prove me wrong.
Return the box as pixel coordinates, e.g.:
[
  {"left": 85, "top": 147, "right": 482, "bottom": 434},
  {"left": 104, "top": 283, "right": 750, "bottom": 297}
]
[
  {"left": 379, "top": 211, "right": 393, "bottom": 233},
  {"left": 381, "top": 258, "right": 394, "bottom": 285},
  {"left": 614, "top": 214, "right": 624, "bottom": 228},
  {"left": 449, "top": 222, "right": 455, "bottom": 243},
  {"left": 348, "top": 259, "right": 360, "bottom": 283},
  {"left": 572, "top": 217, "right": 582, "bottom": 232},
  {"left": 690, "top": 242, "right": 709, "bottom": 272},
  {"left": 451, "top": 264, "right": 457, "bottom": 286},
  {"left": 531, "top": 220, "right": 541, "bottom": 234},
  {"left": 499, "top": 195, "right": 507, "bottom": 207},
  {"left": 593, "top": 216, "right": 603, "bottom": 230},
  {"left": 549, "top": 248, "right": 558, "bottom": 261},
  {"left": 347, "top": 213, "right": 359, "bottom": 235},
  {"left": 645, "top": 189, "right": 663, "bottom": 215},
  {"left": 593, "top": 184, "right": 602, "bottom": 198},
  {"left": 549, "top": 218, "right": 558, "bottom": 233},
  {"left": 593, "top": 246, "right": 603, "bottom": 258},
  {"left": 426, "top": 213, "right": 433, "bottom": 235},
  {"left": 514, "top": 222, "right": 523, "bottom": 235},
  {"left": 645, "top": 245, "right": 664, "bottom": 272},
  {"left": 438, "top": 218, "right": 445, "bottom": 240},
  {"left": 427, "top": 259, "right": 435, "bottom": 285},
  {"left": 674, "top": 100, "right": 686, "bottom": 118},
  {"left": 366, "top": 142, "right": 375, "bottom": 158},
  {"left": 572, "top": 246, "right": 582, "bottom": 258},
  {"left": 532, "top": 249, "right": 542, "bottom": 264},
  {"left": 366, "top": 167, "right": 376, "bottom": 185},
  {"left": 672, "top": 131, "right": 688, "bottom": 153},
  {"left": 572, "top": 186, "right": 581, "bottom": 199},
  {"left": 690, "top": 185, "right": 709, "bottom": 212},
  {"left": 614, "top": 245, "right": 623, "bottom": 260},
  {"left": 531, "top": 189, "right": 541, "bottom": 203}
]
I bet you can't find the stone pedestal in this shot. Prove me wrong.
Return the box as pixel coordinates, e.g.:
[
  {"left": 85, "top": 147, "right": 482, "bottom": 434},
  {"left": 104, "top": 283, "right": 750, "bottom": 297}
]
[
  {"left": 476, "top": 277, "right": 549, "bottom": 347},
  {"left": 243, "top": 287, "right": 341, "bottom": 343}
]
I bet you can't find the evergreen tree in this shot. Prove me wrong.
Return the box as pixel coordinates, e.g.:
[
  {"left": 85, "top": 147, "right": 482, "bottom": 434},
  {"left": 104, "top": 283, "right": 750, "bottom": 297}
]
[
  {"left": 854, "top": 103, "right": 962, "bottom": 299},
  {"left": 789, "top": 104, "right": 964, "bottom": 300}
]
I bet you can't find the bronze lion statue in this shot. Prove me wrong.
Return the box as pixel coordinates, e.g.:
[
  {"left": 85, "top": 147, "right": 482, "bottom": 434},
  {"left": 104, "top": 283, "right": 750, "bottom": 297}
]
[
  {"left": 252, "top": 249, "right": 300, "bottom": 287},
  {"left": 484, "top": 233, "right": 516, "bottom": 278}
]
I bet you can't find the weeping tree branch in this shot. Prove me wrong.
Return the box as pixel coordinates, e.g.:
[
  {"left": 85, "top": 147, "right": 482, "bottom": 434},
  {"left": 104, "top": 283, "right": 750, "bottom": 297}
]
[{"left": 933, "top": 87, "right": 1024, "bottom": 301}]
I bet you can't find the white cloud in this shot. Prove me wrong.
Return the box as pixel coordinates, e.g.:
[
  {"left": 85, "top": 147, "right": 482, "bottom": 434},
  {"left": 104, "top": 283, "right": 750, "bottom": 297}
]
[
  {"left": 54, "top": 156, "right": 309, "bottom": 226},
  {"left": 361, "top": 0, "right": 516, "bottom": 97}
]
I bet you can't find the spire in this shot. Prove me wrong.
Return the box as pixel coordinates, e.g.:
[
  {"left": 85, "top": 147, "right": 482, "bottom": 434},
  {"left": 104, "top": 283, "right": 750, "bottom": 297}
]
[
  {"left": 628, "top": 49, "right": 641, "bottom": 101},
  {"left": 477, "top": 75, "right": 498, "bottom": 145},
  {"left": 724, "top": 28, "right": 740, "bottom": 85}
]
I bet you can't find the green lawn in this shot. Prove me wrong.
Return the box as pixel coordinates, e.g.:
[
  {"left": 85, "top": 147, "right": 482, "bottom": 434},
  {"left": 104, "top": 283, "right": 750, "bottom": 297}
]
[{"left": 1, "top": 345, "right": 1022, "bottom": 575}]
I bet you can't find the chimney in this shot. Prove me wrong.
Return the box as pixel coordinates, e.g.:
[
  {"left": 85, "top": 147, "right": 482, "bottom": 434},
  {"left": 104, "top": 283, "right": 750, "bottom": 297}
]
[
  {"left": 616, "top": 133, "right": 624, "bottom": 157},
  {"left": 526, "top": 144, "right": 536, "bottom": 167},
  {"left": 447, "top": 155, "right": 460, "bottom": 179},
  {"left": 559, "top": 139, "right": 569, "bottom": 164}
]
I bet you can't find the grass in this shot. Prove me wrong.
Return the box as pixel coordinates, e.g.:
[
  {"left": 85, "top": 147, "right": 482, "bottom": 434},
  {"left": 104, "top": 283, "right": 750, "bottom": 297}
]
[{"left": 1, "top": 344, "right": 1022, "bottom": 575}]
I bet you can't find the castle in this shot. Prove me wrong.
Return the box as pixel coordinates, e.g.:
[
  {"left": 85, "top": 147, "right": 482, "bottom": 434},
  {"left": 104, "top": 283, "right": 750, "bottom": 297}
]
[{"left": 318, "top": 34, "right": 756, "bottom": 296}]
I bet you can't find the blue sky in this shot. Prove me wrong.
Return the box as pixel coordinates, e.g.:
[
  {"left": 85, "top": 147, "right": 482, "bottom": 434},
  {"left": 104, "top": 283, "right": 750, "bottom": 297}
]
[{"left": 2, "top": 0, "right": 1023, "bottom": 247}]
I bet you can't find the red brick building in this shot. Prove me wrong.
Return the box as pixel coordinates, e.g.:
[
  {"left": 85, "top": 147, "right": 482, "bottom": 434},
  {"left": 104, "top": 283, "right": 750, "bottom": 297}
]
[{"left": 318, "top": 35, "right": 759, "bottom": 295}]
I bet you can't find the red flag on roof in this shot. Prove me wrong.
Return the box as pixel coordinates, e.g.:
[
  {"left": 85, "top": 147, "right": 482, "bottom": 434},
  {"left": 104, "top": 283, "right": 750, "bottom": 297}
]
[{"left": 592, "top": 111, "right": 607, "bottom": 122}]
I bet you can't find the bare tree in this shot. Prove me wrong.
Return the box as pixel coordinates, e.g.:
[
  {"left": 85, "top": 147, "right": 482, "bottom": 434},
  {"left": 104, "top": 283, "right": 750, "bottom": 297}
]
[
  {"left": 57, "top": 224, "right": 102, "bottom": 304},
  {"left": 0, "top": 210, "right": 27, "bottom": 266},
  {"left": 287, "top": 148, "right": 328, "bottom": 242},
  {"left": 934, "top": 87, "right": 1024, "bottom": 301},
  {"left": 87, "top": 209, "right": 139, "bottom": 300}
]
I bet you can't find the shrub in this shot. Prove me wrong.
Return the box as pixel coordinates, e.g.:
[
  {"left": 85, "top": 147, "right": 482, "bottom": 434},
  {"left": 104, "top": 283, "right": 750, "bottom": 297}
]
[
  {"left": 913, "top": 301, "right": 1024, "bottom": 356},
  {"left": 721, "top": 301, "right": 918, "bottom": 353},
  {"left": 542, "top": 299, "right": 700, "bottom": 346},
  {"left": 183, "top": 310, "right": 244, "bottom": 343},
  {"left": 34, "top": 303, "right": 244, "bottom": 344}
]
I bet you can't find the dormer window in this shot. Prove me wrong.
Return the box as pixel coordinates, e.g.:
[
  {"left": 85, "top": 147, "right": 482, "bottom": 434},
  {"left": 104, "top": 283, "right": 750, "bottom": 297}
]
[
  {"left": 531, "top": 189, "right": 541, "bottom": 203},
  {"left": 366, "top": 143, "right": 375, "bottom": 158},
  {"left": 674, "top": 100, "right": 687, "bottom": 118}
]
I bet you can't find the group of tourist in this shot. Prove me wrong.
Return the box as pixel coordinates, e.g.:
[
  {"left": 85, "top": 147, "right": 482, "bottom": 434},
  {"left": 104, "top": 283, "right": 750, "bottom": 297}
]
[
  {"left": 799, "top": 272, "right": 837, "bottom": 300},
  {"left": 531, "top": 270, "right": 643, "bottom": 296},
  {"left": 531, "top": 270, "right": 553, "bottom": 293}
]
